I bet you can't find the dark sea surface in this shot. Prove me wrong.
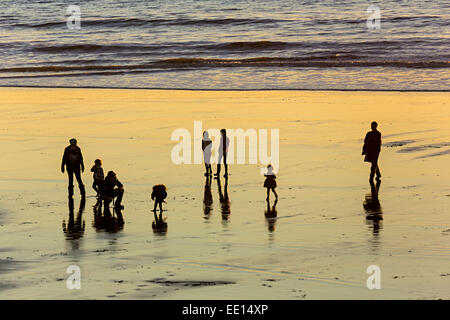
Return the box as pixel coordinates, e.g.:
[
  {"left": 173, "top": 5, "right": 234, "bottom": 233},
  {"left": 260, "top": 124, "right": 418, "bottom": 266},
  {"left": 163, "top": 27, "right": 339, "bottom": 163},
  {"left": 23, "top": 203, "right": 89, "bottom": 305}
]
[{"left": 0, "top": 0, "right": 448, "bottom": 90}]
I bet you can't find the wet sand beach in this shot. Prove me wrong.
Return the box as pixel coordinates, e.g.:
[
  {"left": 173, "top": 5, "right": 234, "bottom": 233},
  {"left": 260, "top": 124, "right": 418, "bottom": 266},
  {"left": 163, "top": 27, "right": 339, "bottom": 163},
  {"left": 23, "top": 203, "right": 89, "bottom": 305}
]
[{"left": 0, "top": 88, "right": 449, "bottom": 299}]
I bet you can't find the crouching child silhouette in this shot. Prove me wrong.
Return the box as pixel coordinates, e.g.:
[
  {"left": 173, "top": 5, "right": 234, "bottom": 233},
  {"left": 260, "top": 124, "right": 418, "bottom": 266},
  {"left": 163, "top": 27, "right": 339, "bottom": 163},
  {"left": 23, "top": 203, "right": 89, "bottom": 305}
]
[
  {"left": 101, "top": 171, "right": 124, "bottom": 222},
  {"left": 151, "top": 184, "right": 168, "bottom": 233},
  {"left": 151, "top": 184, "right": 167, "bottom": 213}
]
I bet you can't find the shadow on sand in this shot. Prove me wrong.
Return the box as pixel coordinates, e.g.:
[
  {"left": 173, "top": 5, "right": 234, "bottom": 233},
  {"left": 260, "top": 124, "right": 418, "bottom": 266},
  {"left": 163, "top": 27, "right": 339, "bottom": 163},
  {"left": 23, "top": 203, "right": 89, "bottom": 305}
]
[
  {"left": 62, "top": 197, "right": 86, "bottom": 240},
  {"left": 203, "top": 175, "right": 213, "bottom": 220},
  {"left": 92, "top": 198, "right": 124, "bottom": 233},
  {"left": 363, "top": 180, "right": 383, "bottom": 249},
  {"left": 264, "top": 199, "right": 278, "bottom": 233},
  {"left": 217, "top": 176, "right": 231, "bottom": 224},
  {"left": 152, "top": 210, "right": 168, "bottom": 235}
]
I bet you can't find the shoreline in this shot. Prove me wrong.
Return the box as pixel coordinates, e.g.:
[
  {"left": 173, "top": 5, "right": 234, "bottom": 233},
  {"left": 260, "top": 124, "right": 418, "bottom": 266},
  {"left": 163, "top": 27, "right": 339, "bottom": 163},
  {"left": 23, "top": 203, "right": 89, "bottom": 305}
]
[{"left": 0, "top": 85, "right": 448, "bottom": 93}]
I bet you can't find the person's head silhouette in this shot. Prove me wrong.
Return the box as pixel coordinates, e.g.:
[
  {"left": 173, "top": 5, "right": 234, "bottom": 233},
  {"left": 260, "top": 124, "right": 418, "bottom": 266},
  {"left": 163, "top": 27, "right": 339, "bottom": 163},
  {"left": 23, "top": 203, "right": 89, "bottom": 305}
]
[
  {"left": 371, "top": 121, "right": 378, "bottom": 130},
  {"left": 106, "top": 171, "right": 117, "bottom": 181},
  {"left": 69, "top": 138, "right": 77, "bottom": 146},
  {"left": 220, "top": 129, "right": 226, "bottom": 136},
  {"left": 203, "top": 131, "right": 209, "bottom": 139}
]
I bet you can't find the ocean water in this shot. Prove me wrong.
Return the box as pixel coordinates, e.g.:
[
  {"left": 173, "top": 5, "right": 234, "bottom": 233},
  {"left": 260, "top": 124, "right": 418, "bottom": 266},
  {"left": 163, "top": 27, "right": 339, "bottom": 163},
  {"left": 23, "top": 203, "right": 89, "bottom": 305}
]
[{"left": 0, "top": 0, "right": 448, "bottom": 90}]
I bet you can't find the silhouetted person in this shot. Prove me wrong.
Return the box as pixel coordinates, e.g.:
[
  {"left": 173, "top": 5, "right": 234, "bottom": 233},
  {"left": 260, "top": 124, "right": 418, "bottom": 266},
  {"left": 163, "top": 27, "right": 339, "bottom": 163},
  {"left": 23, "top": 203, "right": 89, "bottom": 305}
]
[
  {"left": 202, "top": 131, "right": 212, "bottom": 176},
  {"left": 362, "top": 121, "right": 382, "bottom": 182},
  {"left": 203, "top": 175, "right": 213, "bottom": 218},
  {"left": 151, "top": 184, "right": 167, "bottom": 212},
  {"left": 63, "top": 196, "right": 86, "bottom": 240},
  {"left": 101, "top": 171, "right": 124, "bottom": 220},
  {"left": 152, "top": 210, "right": 168, "bottom": 234},
  {"left": 364, "top": 180, "right": 383, "bottom": 236},
  {"left": 264, "top": 164, "right": 278, "bottom": 201},
  {"left": 215, "top": 129, "right": 230, "bottom": 178},
  {"left": 90, "top": 159, "right": 104, "bottom": 197},
  {"left": 61, "top": 138, "right": 85, "bottom": 197},
  {"left": 264, "top": 199, "right": 278, "bottom": 232},
  {"left": 217, "top": 176, "right": 230, "bottom": 221}
]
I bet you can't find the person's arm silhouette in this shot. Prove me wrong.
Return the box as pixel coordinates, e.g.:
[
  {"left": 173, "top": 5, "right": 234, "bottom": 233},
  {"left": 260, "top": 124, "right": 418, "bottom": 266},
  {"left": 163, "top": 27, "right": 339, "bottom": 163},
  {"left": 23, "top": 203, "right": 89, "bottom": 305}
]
[
  {"left": 61, "top": 147, "right": 67, "bottom": 173},
  {"left": 79, "top": 148, "right": 85, "bottom": 173},
  {"left": 362, "top": 132, "right": 369, "bottom": 155}
]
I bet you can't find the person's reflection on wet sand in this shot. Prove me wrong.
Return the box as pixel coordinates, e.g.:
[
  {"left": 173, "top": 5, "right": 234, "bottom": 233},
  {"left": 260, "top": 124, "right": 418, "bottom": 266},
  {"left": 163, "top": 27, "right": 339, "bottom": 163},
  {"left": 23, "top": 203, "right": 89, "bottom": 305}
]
[
  {"left": 217, "top": 176, "right": 230, "bottom": 222},
  {"left": 152, "top": 210, "right": 168, "bottom": 235},
  {"left": 363, "top": 180, "right": 383, "bottom": 244},
  {"left": 63, "top": 197, "right": 86, "bottom": 240},
  {"left": 203, "top": 175, "right": 213, "bottom": 219},
  {"left": 264, "top": 199, "right": 278, "bottom": 232},
  {"left": 92, "top": 198, "right": 124, "bottom": 233}
]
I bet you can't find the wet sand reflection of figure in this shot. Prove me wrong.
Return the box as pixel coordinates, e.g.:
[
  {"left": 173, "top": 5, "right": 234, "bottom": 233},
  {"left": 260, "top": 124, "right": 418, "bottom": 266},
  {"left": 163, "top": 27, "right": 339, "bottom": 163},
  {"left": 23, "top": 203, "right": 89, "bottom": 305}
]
[
  {"left": 217, "top": 176, "right": 231, "bottom": 222},
  {"left": 203, "top": 175, "right": 213, "bottom": 219},
  {"left": 152, "top": 210, "right": 168, "bottom": 235},
  {"left": 63, "top": 197, "right": 86, "bottom": 240},
  {"left": 264, "top": 199, "right": 278, "bottom": 233},
  {"left": 93, "top": 197, "right": 124, "bottom": 233},
  {"left": 363, "top": 180, "right": 383, "bottom": 249}
]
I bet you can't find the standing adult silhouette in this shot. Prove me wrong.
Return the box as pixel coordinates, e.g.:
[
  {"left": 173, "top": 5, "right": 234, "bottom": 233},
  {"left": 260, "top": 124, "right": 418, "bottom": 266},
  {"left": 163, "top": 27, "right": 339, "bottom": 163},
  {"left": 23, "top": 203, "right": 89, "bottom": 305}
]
[
  {"left": 362, "top": 121, "right": 382, "bottom": 182},
  {"left": 202, "top": 131, "right": 212, "bottom": 176},
  {"left": 215, "top": 129, "right": 230, "bottom": 178},
  {"left": 61, "top": 138, "right": 85, "bottom": 198}
]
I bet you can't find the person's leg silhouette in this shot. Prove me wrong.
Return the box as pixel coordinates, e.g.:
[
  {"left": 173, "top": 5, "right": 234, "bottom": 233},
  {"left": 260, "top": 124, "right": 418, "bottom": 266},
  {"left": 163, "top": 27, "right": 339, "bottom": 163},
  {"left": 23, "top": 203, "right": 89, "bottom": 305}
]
[
  {"left": 272, "top": 188, "right": 278, "bottom": 199},
  {"left": 223, "top": 152, "right": 228, "bottom": 177},
  {"left": 370, "top": 158, "right": 381, "bottom": 181},
  {"left": 74, "top": 169, "right": 85, "bottom": 196},
  {"left": 215, "top": 152, "right": 223, "bottom": 176},
  {"left": 67, "top": 169, "right": 74, "bottom": 197}
]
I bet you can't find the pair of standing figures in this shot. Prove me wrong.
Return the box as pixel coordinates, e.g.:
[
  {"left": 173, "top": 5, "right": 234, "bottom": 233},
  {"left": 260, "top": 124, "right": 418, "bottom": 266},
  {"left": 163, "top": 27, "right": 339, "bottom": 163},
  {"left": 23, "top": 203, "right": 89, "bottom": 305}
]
[{"left": 202, "top": 129, "right": 229, "bottom": 178}]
